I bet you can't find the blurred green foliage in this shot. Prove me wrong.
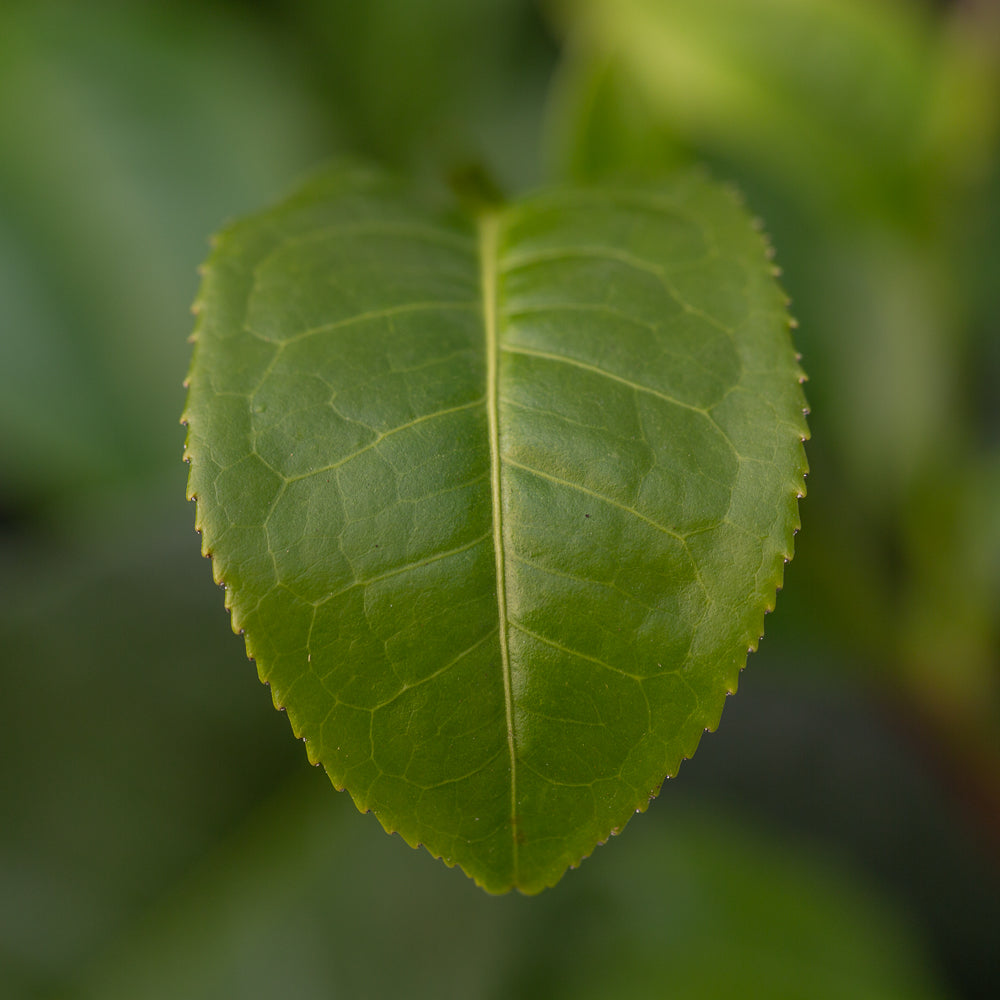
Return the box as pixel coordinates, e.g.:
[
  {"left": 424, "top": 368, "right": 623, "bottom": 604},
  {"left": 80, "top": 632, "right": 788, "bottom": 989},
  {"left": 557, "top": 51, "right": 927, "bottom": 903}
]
[{"left": 1, "top": 0, "right": 998, "bottom": 996}]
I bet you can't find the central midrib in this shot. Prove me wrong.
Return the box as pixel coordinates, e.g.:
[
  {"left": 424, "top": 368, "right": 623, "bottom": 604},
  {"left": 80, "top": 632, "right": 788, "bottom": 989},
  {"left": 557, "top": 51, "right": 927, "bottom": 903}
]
[{"left": 478, "top": 210, "right": 519, "bottom": 883}]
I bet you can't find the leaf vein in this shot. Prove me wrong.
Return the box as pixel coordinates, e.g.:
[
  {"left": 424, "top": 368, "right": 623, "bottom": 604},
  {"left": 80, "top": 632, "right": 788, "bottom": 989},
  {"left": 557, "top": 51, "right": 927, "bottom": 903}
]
[
  {"left": 316, "top": 531, "right": 492, "bottom": 605},
  {"left": 500, "top": 344, "right": 706, "bottom": 415},
  {"left": 503, "top": 457, "right": 684, "bottom": 543},
  {"left": 273, "top": 300, "right": 478, "bottom": 345},
  {"left": 500, "top": 246, "right": 735, "bottom": 336},
  {"left": 509, "top": 621, "right": 643, "bottom": 681},
  {"left": 509, "top": 553, "right": 657, "bottom": 614},
  {"left": 285, "top": 398, "right": 485, "bottom": 483},
  {"left": 479, "top": 211, "right": 520, "bottom": 883},
  {"left": 368, "top": 627, "right": 500, "bottom": 712}
]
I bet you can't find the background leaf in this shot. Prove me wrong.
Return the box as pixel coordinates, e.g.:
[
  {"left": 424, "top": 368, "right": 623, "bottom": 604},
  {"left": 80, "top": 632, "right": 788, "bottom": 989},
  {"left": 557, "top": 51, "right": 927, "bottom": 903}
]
[{"left": 550, "top": 0, "right": 949, "bottom": 223}]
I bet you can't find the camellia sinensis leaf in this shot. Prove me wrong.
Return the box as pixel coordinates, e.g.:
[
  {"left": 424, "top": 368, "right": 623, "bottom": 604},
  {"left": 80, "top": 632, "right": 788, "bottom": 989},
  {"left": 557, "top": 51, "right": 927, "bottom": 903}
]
[{"left": 182, "top": 162, "right": 807, "bottom": 893}]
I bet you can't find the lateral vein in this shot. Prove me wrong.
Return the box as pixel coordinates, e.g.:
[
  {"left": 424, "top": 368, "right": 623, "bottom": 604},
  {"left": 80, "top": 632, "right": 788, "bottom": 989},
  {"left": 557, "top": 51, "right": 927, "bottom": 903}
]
[{"left": 479, "top": 211, "right": 519, "bottom": 883}]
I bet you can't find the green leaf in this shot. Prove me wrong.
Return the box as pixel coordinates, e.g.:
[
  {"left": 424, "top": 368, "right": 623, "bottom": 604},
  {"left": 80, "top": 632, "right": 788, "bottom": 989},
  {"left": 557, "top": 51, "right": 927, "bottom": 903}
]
[
  {"left": 182, "top": 162, "right": 807, "bottom": 893},
  {"left": 550, "top": 0, "right": 943, "bottom": 226}
]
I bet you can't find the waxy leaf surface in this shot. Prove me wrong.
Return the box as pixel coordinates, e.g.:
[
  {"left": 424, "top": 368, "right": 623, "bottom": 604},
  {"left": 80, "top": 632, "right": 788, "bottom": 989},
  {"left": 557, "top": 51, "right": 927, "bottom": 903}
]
[{"left": 183, "top": 164, "right": 807, "bottom": 892}]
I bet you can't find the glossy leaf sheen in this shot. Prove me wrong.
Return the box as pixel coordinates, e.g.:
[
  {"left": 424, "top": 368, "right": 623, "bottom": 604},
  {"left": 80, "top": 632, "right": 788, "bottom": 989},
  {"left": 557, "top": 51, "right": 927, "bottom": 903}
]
[{"left": 183, "top": 163, "right": 807, "bottom": 893}]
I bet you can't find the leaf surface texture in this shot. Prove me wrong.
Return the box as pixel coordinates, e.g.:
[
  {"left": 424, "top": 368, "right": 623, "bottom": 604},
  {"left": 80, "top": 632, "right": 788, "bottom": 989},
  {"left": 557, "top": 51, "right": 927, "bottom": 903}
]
[{"left": 183, "top": 164, "right": 807, "bottom": 892}]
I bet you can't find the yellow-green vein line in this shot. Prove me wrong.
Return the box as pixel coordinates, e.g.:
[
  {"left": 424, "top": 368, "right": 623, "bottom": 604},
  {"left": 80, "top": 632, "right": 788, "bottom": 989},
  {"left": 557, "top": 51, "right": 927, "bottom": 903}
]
[
  {"left": 479, "top": 210, "right": 519, "bottom": 883},
  {"left": 500, "top": 344, "right": 706, "bottom": 416}
]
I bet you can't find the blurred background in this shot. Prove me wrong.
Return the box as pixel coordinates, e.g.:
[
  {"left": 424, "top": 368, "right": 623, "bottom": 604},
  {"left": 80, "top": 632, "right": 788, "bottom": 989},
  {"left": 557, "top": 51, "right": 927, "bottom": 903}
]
[{"left": 1, "top": 0, "right": 998, "bottom": 996}]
